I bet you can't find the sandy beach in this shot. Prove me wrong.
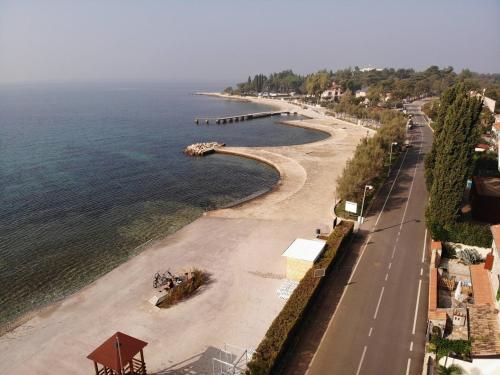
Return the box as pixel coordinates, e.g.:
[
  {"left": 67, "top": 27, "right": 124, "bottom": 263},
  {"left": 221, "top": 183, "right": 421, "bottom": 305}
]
[{"left": 0, "top": 95, "right": 371, "bottom": 374}]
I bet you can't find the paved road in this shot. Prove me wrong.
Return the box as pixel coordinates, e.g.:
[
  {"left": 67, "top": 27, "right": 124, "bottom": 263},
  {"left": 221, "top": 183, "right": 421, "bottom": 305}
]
[
  {"left": 289, "top": 102, "right": 433, "bottom": 375},
  {"left": 306, "top": 102, "right": 433, "bottom": 375}
]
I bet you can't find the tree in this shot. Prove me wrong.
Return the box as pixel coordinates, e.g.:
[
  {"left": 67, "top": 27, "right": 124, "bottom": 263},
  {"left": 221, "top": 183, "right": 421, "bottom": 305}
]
[
  {"left": 305, "top": 71, "right": 331, "bottom": 101},
  {"left": 438, "top": 364, "right": 464, "bottom": 375},
  {"left": 424, "top": 84, "right": 461, "bottom": 189},
  {"left": 425, "top": 84, "right": 482, "bottom": 236}
]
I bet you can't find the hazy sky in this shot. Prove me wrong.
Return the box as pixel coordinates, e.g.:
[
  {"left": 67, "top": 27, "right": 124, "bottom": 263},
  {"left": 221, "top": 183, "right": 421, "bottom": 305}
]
[{"left": 1, "top": 0, "right": 499, "bottom": 84}]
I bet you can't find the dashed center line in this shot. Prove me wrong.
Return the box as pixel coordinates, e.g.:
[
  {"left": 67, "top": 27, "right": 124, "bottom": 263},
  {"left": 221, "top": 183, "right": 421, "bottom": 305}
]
[
  {"left": 412, "top": 279, "right": 422, "bottom": 334},
  {"left": 422, "top": 229, "right": 428, "bottom": 263},
  {"left": 420, "top": 268, "right": 423, "bottom": 276},
  {"left": 388, "top": 262, "right": 392, "bottom": 269},
  {"left": 368, "top": 327, "right": 373, "bottom": 337},
  {"left": 373, "top": 287, "right": 385, "bottom": 319},
  {"left": 406, "top": 358, "right": 411, "bottom": 375},
  {"left": 385, "top": 273, "right": 389, "bottom": 281},
  {"left": 356, "top": 346, "right": 368, "bottom": 375},
  {"left": 410, "top": 341, "right": 413, "bottom": 351}
]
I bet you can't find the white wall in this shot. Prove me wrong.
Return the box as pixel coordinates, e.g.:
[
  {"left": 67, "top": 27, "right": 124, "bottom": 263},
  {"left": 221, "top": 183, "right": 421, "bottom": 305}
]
[{"left": 439, "top": 357, "right": 500, "bottom": 375}]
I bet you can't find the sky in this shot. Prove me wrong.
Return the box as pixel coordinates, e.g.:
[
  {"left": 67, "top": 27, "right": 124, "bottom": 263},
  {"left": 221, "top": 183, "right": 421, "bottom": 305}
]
[{"left": 0, "top": 0, "right": 499, "bottom": 84}]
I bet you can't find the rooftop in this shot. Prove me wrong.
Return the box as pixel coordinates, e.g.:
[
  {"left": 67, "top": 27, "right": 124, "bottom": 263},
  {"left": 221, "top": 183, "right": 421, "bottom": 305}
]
[
  {"left": 87, "top": 332, "right": 147, "bottom": 372},
  {"left": 470, "top": 264, "right": 494, "bottom": 305},
  {"left": 282, "top": 238, "right": 326, "bottom": 262},
  {"left": 431, "top": 241, "right": 442, "bottom": 251},
  {"left": 473, "top": 176, "right": 500, "bottom": 198},
  {"left": 469, "top": 305, "right": 500, "bottom": 357}
]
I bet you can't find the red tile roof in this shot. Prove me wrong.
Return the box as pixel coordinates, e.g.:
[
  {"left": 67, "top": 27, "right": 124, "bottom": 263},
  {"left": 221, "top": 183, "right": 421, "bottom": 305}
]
[
  {"left": 470, "top": 264, "right": 494, "bottom": 305},
  {"left": 429, "top": 268, "right": 438, "bottom": 311},
  {"left": 431, "top": 241, "right": 442, "bottom": 251},
  {"left": 469, "top": 305, "right": 500, "bottom": 356},
  {"left": 87, "top": 332, "right": 147, "bottom": 372}
]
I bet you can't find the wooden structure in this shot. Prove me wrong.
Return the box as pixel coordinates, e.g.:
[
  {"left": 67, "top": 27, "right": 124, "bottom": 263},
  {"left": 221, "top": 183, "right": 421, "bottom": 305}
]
[{"left": 87, "top": 332, "right": 148, "bottom": 375}]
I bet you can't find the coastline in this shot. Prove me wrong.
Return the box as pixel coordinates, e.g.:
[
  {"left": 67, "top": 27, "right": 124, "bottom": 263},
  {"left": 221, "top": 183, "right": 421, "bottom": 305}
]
[
  {"left": 0, "top": 93, "right": 372, "bottom": 374},
  {"left": 0, "top": 93, "right": 320, "bottom": 336}
]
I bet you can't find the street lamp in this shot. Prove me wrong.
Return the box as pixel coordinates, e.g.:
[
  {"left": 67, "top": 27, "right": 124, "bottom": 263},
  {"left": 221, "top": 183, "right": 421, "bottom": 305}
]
[
  {"left": 359, "top": 184, "right": 374, "bottom": 224},
  {"left": 388, "top": 142, "right": 398, "bottom": 176}
]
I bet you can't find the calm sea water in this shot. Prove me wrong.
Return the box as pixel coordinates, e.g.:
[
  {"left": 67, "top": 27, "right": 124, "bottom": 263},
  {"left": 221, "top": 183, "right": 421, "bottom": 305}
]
[{"left": 0, "top": 82, "right": 326, "bottom": 327}]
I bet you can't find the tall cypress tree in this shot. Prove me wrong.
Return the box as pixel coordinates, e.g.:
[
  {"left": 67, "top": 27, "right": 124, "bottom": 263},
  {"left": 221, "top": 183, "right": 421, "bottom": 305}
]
[
  {"left": 426, "top": 84, "right": 482, "bottom": 237},
  {"left": 424, "top": 84, "right": 461, "bottom": 190}
]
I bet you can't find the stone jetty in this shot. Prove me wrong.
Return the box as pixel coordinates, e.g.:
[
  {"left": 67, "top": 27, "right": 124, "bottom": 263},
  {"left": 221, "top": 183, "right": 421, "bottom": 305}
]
[{"left": 183, "top": 142, "right": 225, "bottom": 156}]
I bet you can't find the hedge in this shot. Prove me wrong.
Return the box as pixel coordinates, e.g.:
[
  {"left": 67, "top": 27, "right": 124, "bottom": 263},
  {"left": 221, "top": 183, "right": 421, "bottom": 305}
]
[
  {"left": 428, "top": 220, "right": 493, "bottom": 248},
  {"left": 246, "top": 221, "right": 354, "bottom": 375}
]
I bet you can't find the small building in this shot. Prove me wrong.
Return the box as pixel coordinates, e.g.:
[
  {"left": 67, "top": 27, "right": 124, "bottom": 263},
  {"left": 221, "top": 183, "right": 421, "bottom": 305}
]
[
  {"left": 355, "top": 87, "right": 369, "bottom": 98},
  {"left": 282, "top": 238, "right": 326, "bottom": 281},
  {"left": 87, "top": 332, "right": 148, "bottom": 375},
  {"left": 321, "top": 82, "right": 343, "bottom": 101},
  {"left": 470, "top": 176, "right": 500, "bottom": 223}
]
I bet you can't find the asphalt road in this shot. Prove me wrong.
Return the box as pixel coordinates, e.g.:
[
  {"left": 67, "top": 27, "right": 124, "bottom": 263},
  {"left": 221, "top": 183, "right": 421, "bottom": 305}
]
[{"left": 291, "top": 102, "right": 433, "bottom": 375}]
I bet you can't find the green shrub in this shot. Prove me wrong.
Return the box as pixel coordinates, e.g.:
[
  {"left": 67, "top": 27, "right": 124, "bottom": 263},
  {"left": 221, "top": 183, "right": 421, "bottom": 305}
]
[
  {"left": 157, "top": 268, "right": 208, "bottom": 308},
  {"left": 246, "top": 221, "right": 354, "bottom": 375},
  {"left": 427, "top": 220, "right": 492, "bottom": 248},
  {"left": 430, "top": 336, "right": 471, "bottom": 360},
  {"left": 445, "top": 222, "right": 492, "bottom": 248}
]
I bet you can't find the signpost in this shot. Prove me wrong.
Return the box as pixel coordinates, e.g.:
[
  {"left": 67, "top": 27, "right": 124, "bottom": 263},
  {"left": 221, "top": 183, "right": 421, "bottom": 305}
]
[{"left": 345, "top": 201, "right": 358, "bottom": 214}]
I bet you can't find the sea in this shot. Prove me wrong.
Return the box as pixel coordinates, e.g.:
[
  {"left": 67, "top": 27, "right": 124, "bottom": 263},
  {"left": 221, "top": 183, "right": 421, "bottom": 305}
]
[{"left": 0, "top": 82, "right": 327, "bottom": 328}]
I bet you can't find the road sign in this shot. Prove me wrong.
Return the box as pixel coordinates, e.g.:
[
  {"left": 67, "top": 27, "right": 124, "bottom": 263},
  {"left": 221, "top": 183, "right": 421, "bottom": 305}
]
[{"left": 345, "top": 201, "right": 358, "bottom": 214}]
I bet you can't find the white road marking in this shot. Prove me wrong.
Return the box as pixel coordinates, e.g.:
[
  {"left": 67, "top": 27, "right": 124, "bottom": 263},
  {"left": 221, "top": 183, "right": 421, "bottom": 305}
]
[
  {"left": 373, "top": 287, "right": 385, "bottom": 319},
  {"left": 412, "top": 279, "right": 422, "bottom": 334},
  {"left": 391, "top": 244, "right": 397, "bottom": 258},
  {"left": 368, "top": 327, "right": 373, "bottom": 337},
  {"left": 398, "top": 124, "right": 423, "bottom": 229},
  {"left": 388, "top": 262, "right": 392, "bottom": 269},
  {"left": 373, "top": 147, "right": 410, "bottom": 228},
  {"left": 355, "top": 346, "right": 368, "bottom": 375},
  {"left": 406, "top": 358, "right": 411, "bottom": 375},
  {"left": 420, "top": 268, "right": 423, "bottom": 276},
  {"left": 421, "top": 229, "right": 427, "bottom": 263},
  {"left": 306, "top": 118, "right": 422, "bottom": 374},
  {"left": 410, "top": 341, "right": 414, "bottom": 351},
  {"left": 385, "top": 273, "right": 389, "bottom": 281}
]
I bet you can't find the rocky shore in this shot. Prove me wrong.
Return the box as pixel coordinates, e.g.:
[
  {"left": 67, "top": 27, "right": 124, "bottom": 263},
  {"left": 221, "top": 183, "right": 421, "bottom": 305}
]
[{"left": 183, "top": 142, "right": 225, "bottom": 156}]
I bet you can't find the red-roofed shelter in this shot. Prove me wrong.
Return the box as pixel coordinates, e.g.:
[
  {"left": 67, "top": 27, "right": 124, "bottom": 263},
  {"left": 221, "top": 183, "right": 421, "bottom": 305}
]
[{"left": 87, "top": 332, "right": 147, "bottom": 375}]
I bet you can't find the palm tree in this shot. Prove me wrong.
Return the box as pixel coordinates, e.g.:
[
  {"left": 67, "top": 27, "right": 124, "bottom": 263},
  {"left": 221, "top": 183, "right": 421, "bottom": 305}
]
[{"left": 438, "top": 364, "right": 464, "bottom": 375}]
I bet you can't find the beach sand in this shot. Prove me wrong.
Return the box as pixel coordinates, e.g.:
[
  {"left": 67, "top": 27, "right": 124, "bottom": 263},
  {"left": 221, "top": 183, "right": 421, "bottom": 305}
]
[{"left": 0, "top": 95, "right": 371, "bottom": 374}]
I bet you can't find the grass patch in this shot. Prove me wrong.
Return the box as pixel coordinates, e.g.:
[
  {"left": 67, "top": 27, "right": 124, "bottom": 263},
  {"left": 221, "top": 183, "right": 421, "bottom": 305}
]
[{"left": 157, "top": 268, "right": 208, "bottom": 308}]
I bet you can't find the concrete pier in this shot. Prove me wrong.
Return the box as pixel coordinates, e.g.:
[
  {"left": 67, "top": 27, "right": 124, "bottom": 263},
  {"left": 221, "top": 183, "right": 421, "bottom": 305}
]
[{"left": 195, "top": 111, "right": 292, "bottom": 125}]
